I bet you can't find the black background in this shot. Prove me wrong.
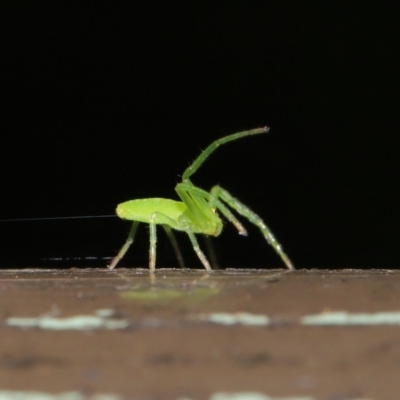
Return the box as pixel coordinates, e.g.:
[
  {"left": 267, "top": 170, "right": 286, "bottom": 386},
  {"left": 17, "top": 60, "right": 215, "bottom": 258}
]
[{"left": 1, "top": 2, "right": 399, "bottom": 269}]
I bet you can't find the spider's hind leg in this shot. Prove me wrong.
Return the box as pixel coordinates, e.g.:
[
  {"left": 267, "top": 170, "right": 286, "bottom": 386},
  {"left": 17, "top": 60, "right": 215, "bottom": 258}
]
[{"left": 108, "top": 221, "right": 140, "bottom": 270}]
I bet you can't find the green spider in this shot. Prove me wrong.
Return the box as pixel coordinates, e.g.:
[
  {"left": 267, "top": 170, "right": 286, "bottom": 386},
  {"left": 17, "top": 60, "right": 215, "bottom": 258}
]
[{"left": 108, "top": 127, "right": 294, "bottom": 271}]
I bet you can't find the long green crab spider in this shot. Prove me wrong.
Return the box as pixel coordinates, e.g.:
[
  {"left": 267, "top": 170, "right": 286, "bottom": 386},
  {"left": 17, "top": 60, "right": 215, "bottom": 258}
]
[{"left": 108, "top": 127, "right": 294, "bottom": 272}]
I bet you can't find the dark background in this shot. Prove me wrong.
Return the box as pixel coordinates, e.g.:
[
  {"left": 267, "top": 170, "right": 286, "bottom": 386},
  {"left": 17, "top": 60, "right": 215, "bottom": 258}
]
[{"left": 1, "top": 3, "right": 399, "bottom": 269}]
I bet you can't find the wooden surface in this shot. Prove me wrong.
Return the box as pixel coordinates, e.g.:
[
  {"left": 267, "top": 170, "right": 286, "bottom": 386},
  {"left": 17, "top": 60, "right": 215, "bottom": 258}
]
[{"left": 0, "top": 268, "right": 398, "bottom": 400}]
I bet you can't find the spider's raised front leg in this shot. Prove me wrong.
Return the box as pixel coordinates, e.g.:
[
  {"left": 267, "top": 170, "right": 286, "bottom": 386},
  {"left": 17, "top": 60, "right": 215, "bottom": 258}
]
[{"left": 211, "top": 185, "right": 294, "bottom": 270}]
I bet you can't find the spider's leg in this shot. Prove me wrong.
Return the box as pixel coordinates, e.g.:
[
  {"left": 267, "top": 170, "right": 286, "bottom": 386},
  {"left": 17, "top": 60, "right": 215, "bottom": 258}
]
[
  {"left": 148, "top": 211, "right": 189, "bottom": 271},
  {"left": 149, "top": 214, "right": 157, "bottom": 272},
  {"left": 184, "top": 228, "right": 211, "bottom": 271},
  {"left": 163, "top": 225, "right": 185, "bottom": 268},
  {"left": 211, "top": 185, "right": 294, "bottom": 271},
  {"left": 204, "top": 236, "right": 220, "bottom": 270},
  {"left": 108, "top": 221, "right": 140, "bottom": 270},
  {"left": 182, "top": 127, "right": 269, "bottom": 180}
]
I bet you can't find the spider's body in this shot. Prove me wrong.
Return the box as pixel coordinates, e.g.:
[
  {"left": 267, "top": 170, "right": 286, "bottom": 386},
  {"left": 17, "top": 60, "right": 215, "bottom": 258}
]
[{"left": 109, "top": 127, "right": 294, "bottom": 272}]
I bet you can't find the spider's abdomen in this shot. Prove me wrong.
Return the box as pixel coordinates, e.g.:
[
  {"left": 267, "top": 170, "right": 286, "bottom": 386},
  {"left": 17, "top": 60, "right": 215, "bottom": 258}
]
[{"left": 116, "top": 198, "right": 186, "bottom": 230}]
